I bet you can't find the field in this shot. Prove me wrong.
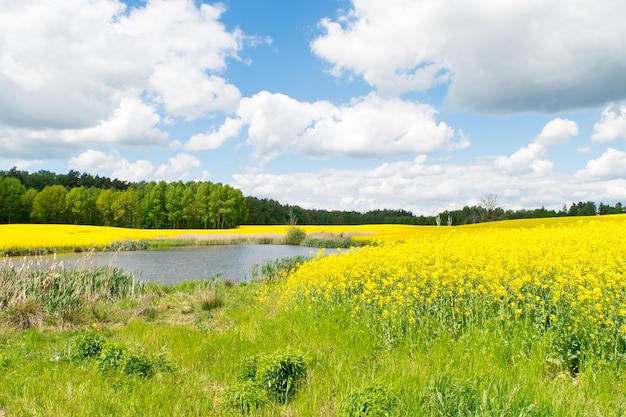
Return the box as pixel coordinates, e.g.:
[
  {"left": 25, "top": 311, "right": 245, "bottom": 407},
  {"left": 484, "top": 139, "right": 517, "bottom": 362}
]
[
  {"left": 0, "top": 223, "right": 390, "bottom": 255},
  {"left": 1, "top": 215, "right": 626, "bottom": 415}
]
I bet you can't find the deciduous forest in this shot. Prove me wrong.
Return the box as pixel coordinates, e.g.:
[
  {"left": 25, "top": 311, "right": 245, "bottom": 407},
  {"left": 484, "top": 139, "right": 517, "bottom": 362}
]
[{"left": 0, "top": 168, "right": 623, "bottom": 228}]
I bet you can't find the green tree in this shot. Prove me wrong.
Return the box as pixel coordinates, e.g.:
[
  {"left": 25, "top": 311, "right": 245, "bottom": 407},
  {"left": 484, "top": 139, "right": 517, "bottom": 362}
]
[
  {"left": 113, "top": 190, "right": 140, "bottom": 228},
  {"left": 182, "top": 182, "right": 201, "bottom": 228},
  {"left": 65, "top": 186, "right": 91, "bottom": 224},
  {"left": 165, "top": 181, "right": 185, "bottom": 228},
  {"left": 208, "top": 183, "right": 247, "bottom": 229},
  {"left": 30, "top": 185, "right": 68, "bottom": 223},
  {"left": 196, "top": 182, "right": 213, "bottom": 229},
  {"left": 96, "top": 189, "right": 117, "bottom": 226},
  {"left": 141, "top": 181, "right": 167, "bottom": 228},
  {"left": 21, "top": 188, "right": 37, "bottom": 221},
  {"left": 0, "top": 177, "right": 27, "bottom": 223}
]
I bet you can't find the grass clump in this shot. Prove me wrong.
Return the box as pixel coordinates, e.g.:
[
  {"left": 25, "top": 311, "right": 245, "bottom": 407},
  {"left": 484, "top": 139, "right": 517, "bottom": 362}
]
[
  {"left": 339, "top": 384, "right": 399, "bottom": 417},
  {"left": 226, "top": 380, "right": 268, "bottom": 414},
  {"left": 4, "top": 299, "right": 45, "bottom": 330},
  {"left": 238, "top": 349, "right": 309, "bottom": 404}
]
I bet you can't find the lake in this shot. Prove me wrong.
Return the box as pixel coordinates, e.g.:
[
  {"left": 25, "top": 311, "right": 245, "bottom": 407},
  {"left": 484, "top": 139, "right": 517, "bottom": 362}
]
[{"left": 29, "top": 245, "right": 333, "bottom": 285}]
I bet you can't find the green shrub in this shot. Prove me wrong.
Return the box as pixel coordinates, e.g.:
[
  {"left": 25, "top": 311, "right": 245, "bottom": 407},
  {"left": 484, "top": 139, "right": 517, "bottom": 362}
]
[
  {"left": 96, "top": 342, "right": 173, "bottom": 379},
  {"left": 70, "top": 331, "right": 106, "bottom": 361},
  {"left": 339, "top": 384, "right": 399, "bottom": 417},
  {"left": 122, "top": 350, "right": 157, "bottom": 378},
  {"left": 97, "top": 342, "right": 129, "bottom": 374},
  {"left": 284, "top": 227, "right": 306, "bottom": 245},
  {"left": 244, "top": 349, "right": 309, "bottom": 404}
]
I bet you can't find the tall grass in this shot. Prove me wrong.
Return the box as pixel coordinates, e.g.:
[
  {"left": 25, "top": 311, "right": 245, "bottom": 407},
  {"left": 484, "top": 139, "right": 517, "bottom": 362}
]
[{"left": 0, "top": 255, "right": 143, "bottom": 327}]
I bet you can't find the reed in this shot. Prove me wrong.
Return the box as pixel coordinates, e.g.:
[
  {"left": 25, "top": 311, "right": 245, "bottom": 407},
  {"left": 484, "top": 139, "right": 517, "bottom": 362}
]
[{"left": 0, "top": 255, "right": 143, "bottom": 328}]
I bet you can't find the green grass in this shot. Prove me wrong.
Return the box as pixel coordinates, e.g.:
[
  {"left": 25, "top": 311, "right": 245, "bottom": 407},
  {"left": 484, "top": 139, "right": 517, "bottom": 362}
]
[{"left": 0, "top": 264, "right": 625, "bottom": 416}]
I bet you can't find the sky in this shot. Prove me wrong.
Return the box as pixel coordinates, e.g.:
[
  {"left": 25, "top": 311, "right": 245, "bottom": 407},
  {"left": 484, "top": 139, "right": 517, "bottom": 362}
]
[{"left": 1, "top": 0, "right": 626, "bottom": 215}]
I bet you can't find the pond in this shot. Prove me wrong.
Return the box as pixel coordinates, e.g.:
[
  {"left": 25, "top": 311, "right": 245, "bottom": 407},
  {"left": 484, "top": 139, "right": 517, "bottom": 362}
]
[{"left": 33, "top": 245, "right": 332, "bottom": 285}]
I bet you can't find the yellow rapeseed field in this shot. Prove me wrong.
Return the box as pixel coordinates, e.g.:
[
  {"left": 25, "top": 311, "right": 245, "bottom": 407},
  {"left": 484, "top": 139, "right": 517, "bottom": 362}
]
[
  {"left": 276, "top": 214, "right": 626, "bottom": 355},
  {"left": 0, "top": 223, "right": 422, "bottom": 251}
]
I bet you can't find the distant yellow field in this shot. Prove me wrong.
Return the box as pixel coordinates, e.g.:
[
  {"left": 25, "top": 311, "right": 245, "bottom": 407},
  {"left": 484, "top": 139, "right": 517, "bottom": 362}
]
[{"left": 0, "top": 214, "right": 624, "bottom": 251}]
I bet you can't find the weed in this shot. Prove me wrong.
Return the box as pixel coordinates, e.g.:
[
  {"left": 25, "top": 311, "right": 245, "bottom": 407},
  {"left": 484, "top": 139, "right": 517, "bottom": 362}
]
[
  {"left": 226, "top": 380, "right": 267, "bottom": 413},
  {"left": 422, "top": 374, "right": 478, "bottom": 416},
  {"left": 243, "top": 349, "right": 309, "bottom": 404},
  {"left": 70, "top": 331, "right": 106, "bottom": 361},
  {"left": 96, "top": 341, "right": 172, "bottom": 379},
  {"left": 97, "top": 342, "right": 129, "bottom": 374},
  {"left": 339, "top": 384, "right": 399, "bottom": 417},
  {"left": 224, "top": 276, "right": 234, "bottom": 288}
]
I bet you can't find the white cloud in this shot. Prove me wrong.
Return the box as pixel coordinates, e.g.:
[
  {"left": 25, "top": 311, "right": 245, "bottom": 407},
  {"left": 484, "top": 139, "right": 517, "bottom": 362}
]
[
  {"left": 198, "top": 92, "right": 466, "bottom": 160},
  {"left": 0, "top": 96, "right": 168, "bottom": 159},
  {"left": 233, "top": 155, "right": 604, "bottom": 215},
  {"left": 577, "top": 148, "right": 626, "bottom": 179},
  {"left": 155, "top": 153, "right": 201, "bottom": 181},
  {"left": 148, "top": 60, "right": 241, "bottom": 120},
  {"left": 0, "top": 0, "right": 243, "bottom": 156},
  {"left": 236, "top": 91, "right": 335, "bottom": 161},
  {"left": 68, "top": 149, "right": 201, "bottom": 182},
  {"left": 298, "top": 93, "right": 464, "bottom": 158},
  {"left": 592, "top": 104, "right": 626, "bottom": 142},
  {"left": 534, "top": 118, "right": 579, "bottom": 145},
  {"left": 494, "top": 143, "right": 549, "bottom": 174},
  {"left": 69, "top": 96, "right": 168, "bottom": 146},
  {"left": 186, "top": 117, "right": 244, "bottom": 150},
  {"left": 311, "top": 0, "right": 626, "bottom": 112}
]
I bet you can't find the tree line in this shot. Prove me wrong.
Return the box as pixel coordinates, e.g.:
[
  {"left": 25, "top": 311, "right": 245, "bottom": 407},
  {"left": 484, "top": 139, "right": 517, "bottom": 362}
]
[
  {"left": 0, "top": 169, "right": 246, "bottom": 228},
  {"left": 1, "top": 168, "right": 624, "bottom": 228},
  {"left": 245, "top": 196, "right": 625, "bottom": 227}
]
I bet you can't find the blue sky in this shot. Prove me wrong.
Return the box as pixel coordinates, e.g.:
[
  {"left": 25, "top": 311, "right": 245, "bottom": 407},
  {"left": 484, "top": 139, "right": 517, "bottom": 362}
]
[{"left": 1, "top": 0, "right": 625, "bottom": 215}]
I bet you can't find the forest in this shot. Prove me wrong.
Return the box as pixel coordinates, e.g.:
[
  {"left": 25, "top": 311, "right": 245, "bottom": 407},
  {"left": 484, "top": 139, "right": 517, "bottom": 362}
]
[{"left": 0, "top": 168, "right": 624, "bottom": 228}]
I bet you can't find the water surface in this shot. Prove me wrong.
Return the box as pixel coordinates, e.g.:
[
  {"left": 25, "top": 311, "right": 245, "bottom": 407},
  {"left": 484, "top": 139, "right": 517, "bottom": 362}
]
[{"left": 38, "top": 245, "right": 330, "bottom": 285}]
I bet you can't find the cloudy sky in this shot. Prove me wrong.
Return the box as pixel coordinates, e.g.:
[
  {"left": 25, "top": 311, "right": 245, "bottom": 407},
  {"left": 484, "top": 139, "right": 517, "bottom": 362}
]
[{"left": 1, "top": 0, "right": 626, "bottom": 215}]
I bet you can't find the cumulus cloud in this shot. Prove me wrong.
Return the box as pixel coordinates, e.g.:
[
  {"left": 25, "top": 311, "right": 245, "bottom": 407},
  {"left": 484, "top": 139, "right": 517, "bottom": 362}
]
[
  {"left": 186, "top": 117, "right": 244, "bottom": 150},
  {"left": 0, "top": 97, "right": 168, "bottom": 159},
  {"left": 0, "top": 0, "right": 243, "bottom": 156},
  {"left": 534, "top": 118, "right": 579, "bottom": 145},
  {"left": 69, "top": 149, "right": 201, "bottom": 182},
  {"left": 577, "top": 148, "right": 626, "bottom": 179},
  {"left": 195, "top": 92, "right": 467, "bottom": 161},
  {"left": 592, "top": 104, "right": 626, "bottom": 142},
  {"left": 494, "top": 143, "right": 550, "bottom": 174},
  {"left": 311, "top": 0, "right": 626, "bottom": 112},
  {"left": 298, "top": 93, "right": 466, "bottom": 158},
  {"left": 237, "top": 92, "right": 335, "bottom": 161},
  {"left": 148, "top": 60, "right": 241, "bottom": 119}
]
